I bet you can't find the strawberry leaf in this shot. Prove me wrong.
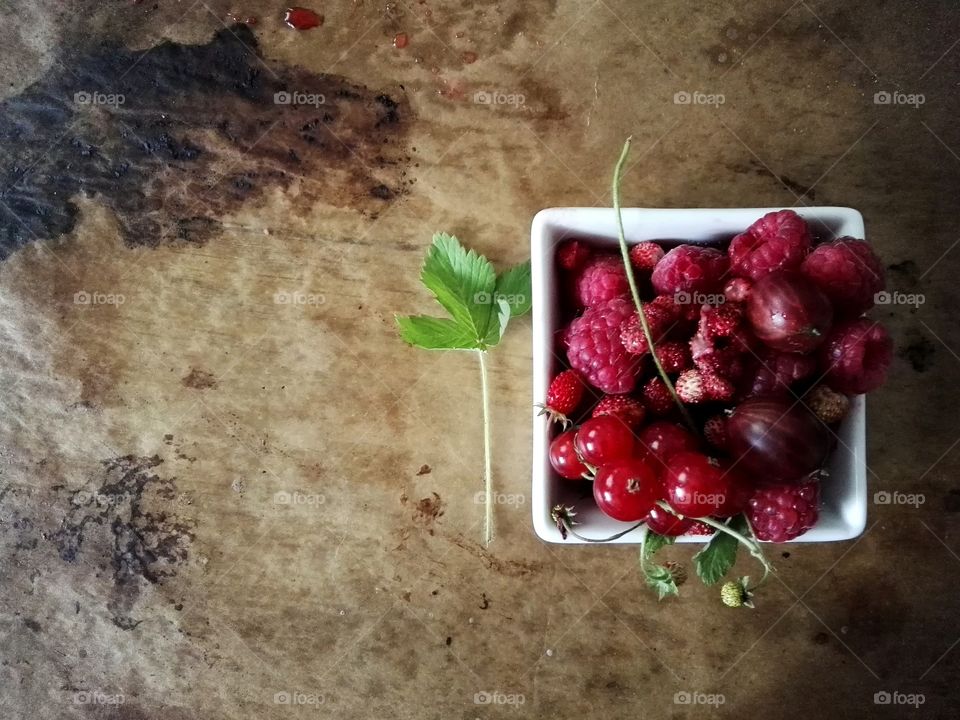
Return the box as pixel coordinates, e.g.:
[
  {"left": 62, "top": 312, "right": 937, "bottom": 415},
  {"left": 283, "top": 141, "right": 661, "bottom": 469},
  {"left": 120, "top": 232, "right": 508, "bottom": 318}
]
[
  {"left": 483, "top": 296, "right": 512, "bottom": 347},
  {"left": 693, "top": 515, "right": 748, "bottom": 586},
  {"left": 644, "top": 563, "right": 680, "bottom": 600},
  {"left": 419, "top": 232, "right": 496, "bottom": 343},
  {"left": 396, "top": 316, "right": 480, "bottom": 350},
  {"left": 643, "top": 531, "right": 674, "bottom": 560},
  {"left": 494, "top": 261, "right": 532, "bottom": 317}
]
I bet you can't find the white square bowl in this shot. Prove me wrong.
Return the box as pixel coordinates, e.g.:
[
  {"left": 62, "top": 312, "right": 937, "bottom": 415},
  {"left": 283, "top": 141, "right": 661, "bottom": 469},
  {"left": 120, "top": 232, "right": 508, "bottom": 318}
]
[{"left": 531, "top": 207, "right": 868, "bottom": 544}]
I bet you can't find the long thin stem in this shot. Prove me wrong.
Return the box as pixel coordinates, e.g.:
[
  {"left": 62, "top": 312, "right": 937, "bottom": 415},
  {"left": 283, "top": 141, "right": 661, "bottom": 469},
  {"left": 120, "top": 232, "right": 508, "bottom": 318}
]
[
  {"left": 478, "top": 350, "right": 493, "bottom": 546},
  {"left": 612, "top": 138, "right": 698, "bottom": 435}
]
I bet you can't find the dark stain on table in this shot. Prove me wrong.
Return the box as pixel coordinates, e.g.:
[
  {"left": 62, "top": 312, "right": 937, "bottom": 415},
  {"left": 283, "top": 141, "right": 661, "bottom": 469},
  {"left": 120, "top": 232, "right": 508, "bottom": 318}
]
[{"left": 0, "top": 23, "right": 412, "bottom": 258}]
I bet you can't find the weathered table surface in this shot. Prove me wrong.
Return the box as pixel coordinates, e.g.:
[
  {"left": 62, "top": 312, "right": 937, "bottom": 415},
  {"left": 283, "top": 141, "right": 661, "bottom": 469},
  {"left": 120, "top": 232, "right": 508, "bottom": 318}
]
[{"left": 2, "top": 1, "right": 959, "bottom": 718}]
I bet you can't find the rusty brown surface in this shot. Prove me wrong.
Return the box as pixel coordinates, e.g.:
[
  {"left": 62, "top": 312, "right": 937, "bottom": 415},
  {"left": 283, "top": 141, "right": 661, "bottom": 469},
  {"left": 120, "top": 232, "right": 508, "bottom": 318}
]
[{"left": 1, "top": 1, "right": 959, "bottom": 718}]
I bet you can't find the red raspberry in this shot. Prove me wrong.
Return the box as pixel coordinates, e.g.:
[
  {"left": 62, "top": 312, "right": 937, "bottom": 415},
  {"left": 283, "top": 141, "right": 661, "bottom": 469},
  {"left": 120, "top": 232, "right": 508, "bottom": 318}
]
[
  {"left": 729, "top": 210, "right": 811, "bottom": 280},
  {"left": 675, "top": 369, "right": 705, "bottom": 403},
  {"left": 819, "top": 318, "right": 893, "bottom": 395},
  {"left": 574, "top": 254, "right": 629, "bottom": 307},
  {"left": 642, "top": 377, "right": 675, "bottom": 416},
  {"left": 619, "top": 303, "right": 677, "bottom": 355},
  {"left": 703, "top": 415, "right": 729, "bottom": 450},
  {"left": 800, "top": 238, "right": 885, "bottom": 317},
  {"left": 592, "top": 395, "right": 646, "bottom": 429},
  {"left": 557, "top": 240, "right": 592, "bottom": 271},
  {"left": 629, "top": 241, "right": 665, "bottom": 272},
  {"left": 651, "top": 245, "right": 729, "bottom": 296},
  {"left": 653, "top": 341, "right": 691, "bottom": 373},
  {"left": 537, "top": 370, "right": 584, "bottom": 426},
  {"left": 748, "top": 480, "right": 819, "bottom": 542},
  {"left": 566, "top": 298, "right": 643, "bottom": 394},
  {"left": 724, "top": 277, "right": 752, "bottom": 302},
  {"left": 699, "top": 302, "right": 742, "bottom": 339}
]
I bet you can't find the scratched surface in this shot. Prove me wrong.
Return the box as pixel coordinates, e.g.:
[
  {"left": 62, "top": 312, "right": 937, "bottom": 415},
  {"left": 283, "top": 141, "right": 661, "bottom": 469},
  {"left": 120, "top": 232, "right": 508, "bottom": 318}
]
[{"left": 1, "top": 1, "right": 959, "bottom": 718}]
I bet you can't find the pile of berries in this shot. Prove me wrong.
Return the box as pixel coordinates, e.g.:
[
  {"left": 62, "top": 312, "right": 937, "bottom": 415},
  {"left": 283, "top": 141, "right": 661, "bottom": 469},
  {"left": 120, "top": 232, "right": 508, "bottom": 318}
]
[{"left": 546, "top": 211, "right": 892, "bottom": 542}]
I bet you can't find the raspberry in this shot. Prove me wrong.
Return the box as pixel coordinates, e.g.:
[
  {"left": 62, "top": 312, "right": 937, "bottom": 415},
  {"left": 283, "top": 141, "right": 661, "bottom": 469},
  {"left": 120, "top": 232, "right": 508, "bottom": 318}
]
[
  {"left": 574, "top": 254, "right": 629, "bottom": 307},
  {"left": 642, "top": 377, "right": 675, "bottom": 415},
  {"left": 557, "top": 240, "right": 592, "bottom": 271},
  {"left": 800, "top": 238, "right": 885, "bottom": 317},
  {"left": 653, "top": 341, "right": 691, "bottom": 373},
  {"left": 619, "top": 303, "right": 676, "bottom": 355},
  {"left": 703, "top": 415, "right": 729, "bottom": 450},
  {"left": 724, "top": 277, "right": 752, "bottom": 302},
  {"left": 537, "top": 370, "right": 584, "bottom": 426},
  {"left": 805, "top": 384, "right": 850, "bottom": 424},
  {"left": 592, "top": 395, "right": 646, "bottom": 429},
  {"left": 729, "top": 210, "right": 811, "bottom": 280},
  {"left": 651, "top": 245, "right": 729, "bottom": 296},
  {"left": 566, "top": 298, "right": 643, "bottom": 394},
  {"left": 699, "top": 302, "right": 742, "bottom": 339},
  {"left": 629, "top": 241, "right": 665, "bottom": 272},
  {"left": 819, "top": 319, "right": 893, "bottom": 395},
  {"left": 676, "top": 369, "right": 705, "bottom": 403},
  {"left": 748, "top": 480, "right": 819, "bottom": 542}
]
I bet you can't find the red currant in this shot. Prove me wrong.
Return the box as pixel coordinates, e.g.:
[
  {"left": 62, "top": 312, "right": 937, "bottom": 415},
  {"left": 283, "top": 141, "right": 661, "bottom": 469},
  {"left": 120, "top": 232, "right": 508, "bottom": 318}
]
[
  {"left": 574, "top": 416, "right": 635, "bottom": 466},
  {"left": 644, "top": 505, "right": 693, "bottom": 536},
  {"left": 663, "top": 451, "right": 732, "bottom": 517},
  {"left": 549, "top": 429, "right": 589, "bottom": 480},
  {"left": 593, "top": 458, "right": 659, "bottom": 522},
  {"left": 636, "top": 421, "right": 699, "bottom": 468}
]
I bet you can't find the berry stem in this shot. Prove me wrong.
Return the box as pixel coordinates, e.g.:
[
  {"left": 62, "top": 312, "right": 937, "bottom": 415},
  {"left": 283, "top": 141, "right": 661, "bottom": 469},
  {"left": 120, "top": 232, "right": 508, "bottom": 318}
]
[
  {"left": 478, "top": 350, "right": 494, "bottom": 546},
  {"left": 655, "top": 501, "right": 773, "bottom": 583},
  {"left": 611, "top": 138, "right": 698, "bottom": 435},
  {"left": 554, "top": 508, "right": 645, "bottom": 542}
]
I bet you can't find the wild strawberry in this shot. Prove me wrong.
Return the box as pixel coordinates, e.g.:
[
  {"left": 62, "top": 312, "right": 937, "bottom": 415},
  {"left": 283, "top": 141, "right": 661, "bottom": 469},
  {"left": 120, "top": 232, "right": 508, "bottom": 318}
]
[
  {"left": 537, "top": 370, "right": 584, "bottom": 427},
  {"left": 620, "top": 305, "right": 675, "bottom": 355},
  {"left": 699, "top": 302, "right": 743, "bottom": 339},
  {"left": 642, "top": 377, "right": 675, "bottom": 415},
  {"left": 629, "top": 241, "right": 665, "bottom": 272},
  {"left": 702, "top": 372, "right": 735, "bottom": 401},
  {"left": 805, "top": 385, "right": 850, "bottom": 424},
  {"left": 676, "top": 369, "right": 705, "bottom": 403},
  {"left": 557, "top": 240, "right": 592, "bottom": 271},
  {"left": 653, "top": 341, "right": 691, "bottom": 373},
  {"left": 592, "top": 395, "right": 646, "bottom": 429},
  {"left": 704, "top": 415, "right": 729, "bottom": 450}
]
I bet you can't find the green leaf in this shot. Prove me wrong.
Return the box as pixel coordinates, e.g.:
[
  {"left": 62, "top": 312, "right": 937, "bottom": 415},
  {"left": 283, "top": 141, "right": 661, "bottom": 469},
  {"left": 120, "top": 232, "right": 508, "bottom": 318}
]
[
  {"left": 396, "top": 316, "right": 481, "bottom": 350},
  {"left": 419, "top": 232, "right": 496, "bottom": 342},
  {"left": 643, "top": 531, "right": 675, "bottom": 560},
  {"left": 483, "top": 296, "right": 512, "bottom": 347},
  {"left": 693, "top": 516, "right": 748, "bottom": 586},
  {"left": 494, "top": 261, "right": 532, "bottom": 317},
  {"left": 644, "top": 563, "right": 680, "bottom": 600}
]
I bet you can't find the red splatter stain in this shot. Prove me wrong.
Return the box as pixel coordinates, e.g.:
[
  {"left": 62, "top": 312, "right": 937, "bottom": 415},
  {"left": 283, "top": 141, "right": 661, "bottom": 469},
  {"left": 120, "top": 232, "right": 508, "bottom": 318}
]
[
  {"left": 284, "top": 7, "right": 323, "bottom": 30},
  {"left": 394, "top": 32, "right": 409, "bottom": 49}
]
